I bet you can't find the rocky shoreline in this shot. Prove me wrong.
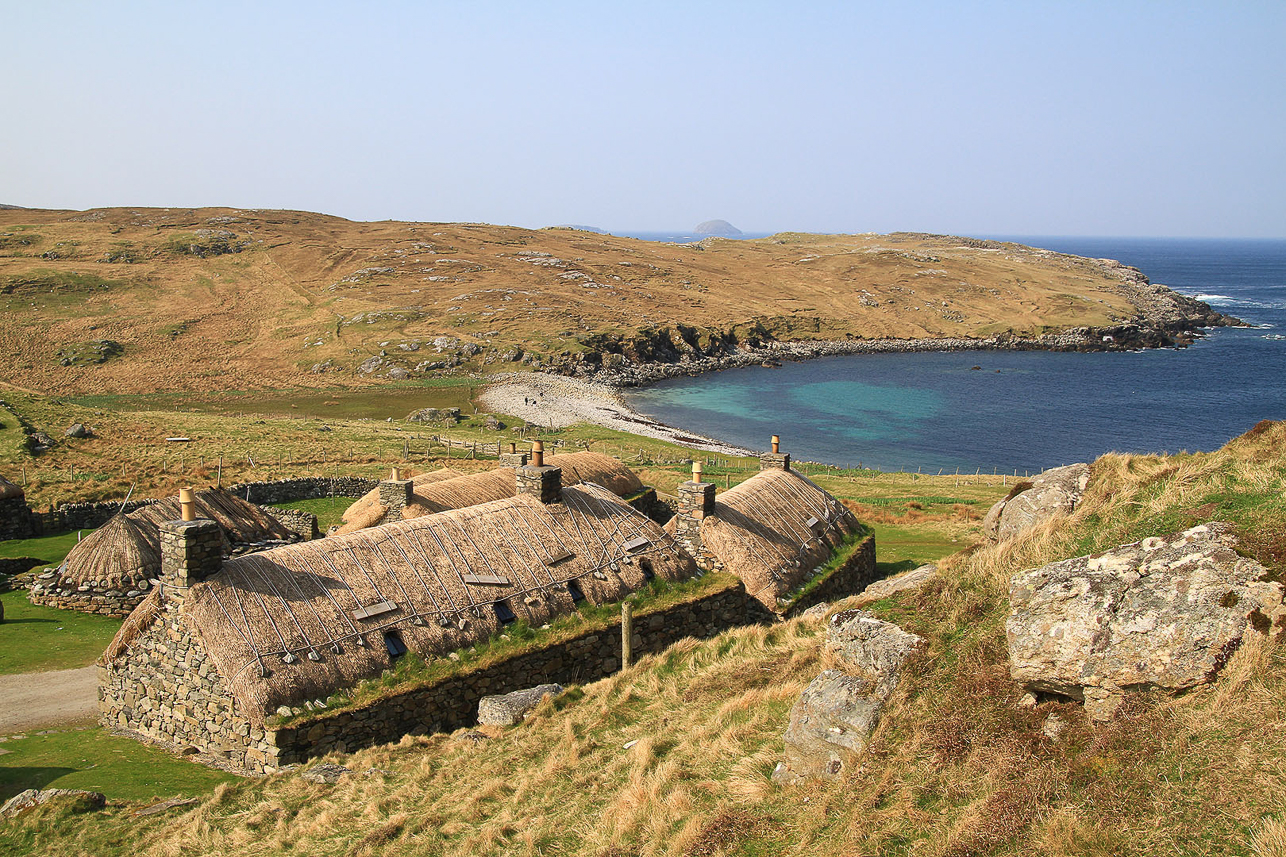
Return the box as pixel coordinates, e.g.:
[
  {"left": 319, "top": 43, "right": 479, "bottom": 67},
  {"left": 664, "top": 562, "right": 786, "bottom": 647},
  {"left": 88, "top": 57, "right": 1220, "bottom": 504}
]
[{"left": 480, "top": 296, "right": 1240, "bottom": 455}]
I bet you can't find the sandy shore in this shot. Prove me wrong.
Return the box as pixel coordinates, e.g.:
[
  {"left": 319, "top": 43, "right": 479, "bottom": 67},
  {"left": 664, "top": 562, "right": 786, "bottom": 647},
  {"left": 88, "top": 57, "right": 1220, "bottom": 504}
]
[{"left": 478, "top": 373, "right": 756, "bottom": 456}]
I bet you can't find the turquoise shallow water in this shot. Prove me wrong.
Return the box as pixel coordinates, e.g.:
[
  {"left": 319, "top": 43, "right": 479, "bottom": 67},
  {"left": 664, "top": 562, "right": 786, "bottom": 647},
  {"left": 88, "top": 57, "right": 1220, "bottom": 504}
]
[{"left": 625, "top": 238, "right": 1286, "bottom": 473}]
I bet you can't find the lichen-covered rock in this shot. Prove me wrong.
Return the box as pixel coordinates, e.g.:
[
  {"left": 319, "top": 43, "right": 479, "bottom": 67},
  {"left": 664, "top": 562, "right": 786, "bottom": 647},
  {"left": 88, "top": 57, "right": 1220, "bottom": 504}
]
[
  {"left": 774, "top": 611, "right": 924, "bottom": 783},
  {"left": 859, "top": 563, "right": 938, "bottom": 601},
  {"left": 774, "top": 670, "right": 881, "bottom": 781},
  {"left": 299, "top": 763, "right": 350, "bottom": 784},
  {"left": 985, "top": 463, "right": 1090, "bottom": 542},
  {"left": 1007, "top": 522, "right": 1285, "bottom": 719},
  {"left": 826, "top": 608, "right": 925, "bottom": 697},
  {"left": 477, "top": 683, "right": 563, "bottom": 726},
  {"left": 1, "top": 788, "right": 105, "bottom": 818}
]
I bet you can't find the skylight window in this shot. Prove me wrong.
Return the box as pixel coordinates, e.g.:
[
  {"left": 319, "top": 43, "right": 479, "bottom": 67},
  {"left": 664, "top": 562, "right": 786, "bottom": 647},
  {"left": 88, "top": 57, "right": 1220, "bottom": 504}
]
[
  {"left": 492, "top": 600, "right": 517, "bottom": 626},
  {"left": 383, "top": 630, "right": 408, "bottom": 659}
]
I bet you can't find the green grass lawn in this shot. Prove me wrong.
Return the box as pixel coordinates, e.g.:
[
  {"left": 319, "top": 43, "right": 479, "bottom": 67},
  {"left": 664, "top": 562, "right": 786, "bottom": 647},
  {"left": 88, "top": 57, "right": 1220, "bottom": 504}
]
[
  {"left": 271, "top": 496, "right": 356, "bottom": 532},
  {"left": 0, "top": 530, "right": 83, "bottom": 569},
  {"left": 0, "top": 725, "right": 236, "bottom": 803},
  {"left": 0, "top": 591, "right": 122, "bottom": 675},
  {"left": 868, "top": 521, "right": 967, "bottom": 577}
]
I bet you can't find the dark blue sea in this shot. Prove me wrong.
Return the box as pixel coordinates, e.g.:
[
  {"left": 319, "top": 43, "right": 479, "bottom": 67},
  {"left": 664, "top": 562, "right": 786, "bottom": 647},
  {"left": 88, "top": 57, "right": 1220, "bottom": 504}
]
[{"left": 624, "top": 238, "right": 1286, "bottom": 473}]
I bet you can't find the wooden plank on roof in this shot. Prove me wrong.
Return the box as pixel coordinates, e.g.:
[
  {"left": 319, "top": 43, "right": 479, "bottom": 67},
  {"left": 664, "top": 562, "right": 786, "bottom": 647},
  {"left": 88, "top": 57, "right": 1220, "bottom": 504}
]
[
  {"left": 352, "top": 599, "right": 399, "bottom": 621},
  {"left": 623, "top": 536, "right": 650, "bottom": 553},
  {"left": 462, "top": 572, "right": 512, "bottom": 586},
  {"left": 546, "top": 549, "right": 574, "bottom": 566}
]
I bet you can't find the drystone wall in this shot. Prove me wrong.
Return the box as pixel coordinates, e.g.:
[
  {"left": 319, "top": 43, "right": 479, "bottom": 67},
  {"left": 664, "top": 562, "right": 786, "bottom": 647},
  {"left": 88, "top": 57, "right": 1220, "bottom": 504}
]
[
  {"left": 103, "top": 576, "right": 775, "bottom": 773},
  {"left": 0, "top": 495, "right": 41, "bottom": 540},
  {"left": 227, "top": 477, "right": 378, "bottom": 505},
  {"left": 265, "top": 577, "right": 776, "bottom": 769},
  {"left": 260, "top": 506, "right": 319, "bottom": 541},
  {"left": 25, "top": 477, "right": 376, "bottom": 534},
  {"left": 29, "top": 572, "right": 152, "bottom": 618},
  {"left": 99, "top": 598, "right": 270, "bottom": 770},
  {"left": 783, "top": 534, "right": 878, "bottom": 618}
]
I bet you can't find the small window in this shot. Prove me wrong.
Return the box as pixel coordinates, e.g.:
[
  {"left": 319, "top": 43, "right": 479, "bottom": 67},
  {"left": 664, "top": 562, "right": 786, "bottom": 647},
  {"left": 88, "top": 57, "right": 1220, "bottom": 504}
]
[
  {"left": 383, "top": 630, "right": 408, "bottom": 660},
  {"left": 492, "top": 600, "right": 517, "bottom": 626},
  {"left": 567, "top": 579, "right": 586, "bottom": 603},
  {"left": 639, "top": 559, "right": 655, "bottom": 581}
]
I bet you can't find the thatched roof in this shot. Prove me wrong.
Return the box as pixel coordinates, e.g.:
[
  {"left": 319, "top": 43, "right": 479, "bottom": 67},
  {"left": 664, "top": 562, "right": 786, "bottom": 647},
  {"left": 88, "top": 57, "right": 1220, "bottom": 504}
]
[
  {"left": 128, "top": 488, "right": 293, "bottom": 546},
  {"left": 157, "top": 482, "right": 695, "bottom": 722},
  {"left": 681, "top": 468, "right": 860, "bottom": 610},
  {"left": 56, "top": 512, "right": 161, "bottom": 590},
  {"left": 0, "top": 474, "right": 23, "bottom": 500},
  {"left": 335, "top": 452, "right": 645, "bottom": 535},
  {"left": 340, "top": 468, "right": 460, "bottom": 525}
]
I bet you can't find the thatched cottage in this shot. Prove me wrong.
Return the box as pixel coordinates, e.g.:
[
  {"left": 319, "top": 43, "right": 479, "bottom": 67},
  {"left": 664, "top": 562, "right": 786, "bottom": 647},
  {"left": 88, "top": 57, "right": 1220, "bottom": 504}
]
[
  {"left": 30, "top": 488, "right": 295, "bottom": 617},
  {"left": 99, "top": 461, "right": 695, "bottom": 771},
  {"left": 667, "top": 439, "right": 870, "bottom": 611},
  {"left": 333, "top": 452, "right": 644, "bottom": 535}
]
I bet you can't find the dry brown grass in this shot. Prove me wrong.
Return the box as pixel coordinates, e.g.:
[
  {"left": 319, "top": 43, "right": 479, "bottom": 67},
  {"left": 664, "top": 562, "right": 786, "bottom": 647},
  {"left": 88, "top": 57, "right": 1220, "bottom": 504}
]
[
  {"left": 0, "top": 207, "right": 1148, "bottom": 397},
  {"left": 8, "top": 424, "right": 1286, "bottom": 856}
]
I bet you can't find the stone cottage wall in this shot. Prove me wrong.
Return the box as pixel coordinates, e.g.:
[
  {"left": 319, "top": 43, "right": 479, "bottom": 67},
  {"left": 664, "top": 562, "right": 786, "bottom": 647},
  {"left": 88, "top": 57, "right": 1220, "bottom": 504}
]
[
  {"left": 782, "top": 533, "right": 878, "bottom": 618},
  {"left": 30, "top": 575, "right": 152, "bottom": 617},
  {"left": 263, "top": 577, "right": 776, "bottom": 770},
  {"left": 99, "top": 599, "right": 268, "bottom": 770},
  {"left": 227, "top": 477, "right": 378, "bottom": 505},
  {"left": 0, "top": 495, "right": 40, "bottom": 540}
]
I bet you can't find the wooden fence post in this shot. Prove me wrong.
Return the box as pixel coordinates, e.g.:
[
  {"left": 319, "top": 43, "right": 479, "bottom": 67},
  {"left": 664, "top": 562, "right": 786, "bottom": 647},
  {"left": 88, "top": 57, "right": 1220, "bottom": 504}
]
[{"left": 621, "top": 601, "right": 633, "bottom": 669}]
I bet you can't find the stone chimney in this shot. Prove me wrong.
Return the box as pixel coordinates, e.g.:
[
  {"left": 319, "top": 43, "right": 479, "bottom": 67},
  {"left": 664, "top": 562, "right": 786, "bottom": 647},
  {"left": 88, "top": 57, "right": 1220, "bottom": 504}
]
[
  {"left": 499, "top": 441, "right": 529, "bottom": 468},
  {"left": 674, "top": 461, "right": 716, "bottom": 555},
  {"left": 516, "top": 441, "right": 562, "bottom": 503},
  {"left": 379, "top": 467, "right": 414, "bottom": 516},
  {"left": 760, "top": 434, "right": 790, "bottom": 472},
  {"left": 159, "top": 518, "right": 223, "bottom": 597}
]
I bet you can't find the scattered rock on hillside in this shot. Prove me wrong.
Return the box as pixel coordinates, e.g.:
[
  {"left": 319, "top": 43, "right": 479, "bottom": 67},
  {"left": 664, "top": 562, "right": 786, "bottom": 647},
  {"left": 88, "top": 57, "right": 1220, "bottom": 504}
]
[
  {"left": 64, "top": 423, "right": 93, "bottom": 439},
  {"left": 407, "top": 407, "right": 461, "bottom": 423},
  {"left": 300, "top": 763, "right": 351, "bottom": 784},
  {"left": 27, "top": 431, "right": 55, "bottom": 453},
  {"left": 1006, "top": 522, "right": 1286, "bottom": 720},
  {"left": 984, "top": 462, "right": 1090, "bottom": 542},
  {"left": 774, "top": 610, "right": 923, "bottom": 783},
  {"left": 1, "top": 788, "right": 105, "bottom": 819},
  {"left": 859, "top": 563, "right": 938, "bottom": 601},
  {"left": 477, "top": 683, "right": 563, "bottom": 727}
]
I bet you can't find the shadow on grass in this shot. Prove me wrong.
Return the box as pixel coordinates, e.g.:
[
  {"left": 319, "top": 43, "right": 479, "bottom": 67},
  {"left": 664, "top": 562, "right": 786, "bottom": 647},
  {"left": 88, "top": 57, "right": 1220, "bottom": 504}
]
[
  {"left": 0, "top": 618, "right": 60, "bottom": 626},
  {"left": 876, "top": 559, "right": 921, "bottom": 577},
  {"left": 0, "top": 767, "right": 79, "bottom": 802}
]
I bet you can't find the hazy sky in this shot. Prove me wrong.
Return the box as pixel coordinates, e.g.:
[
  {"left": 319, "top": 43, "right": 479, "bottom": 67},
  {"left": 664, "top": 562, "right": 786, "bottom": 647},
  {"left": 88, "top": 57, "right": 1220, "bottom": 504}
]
[{"left": 3, "top": 1, "right": 1283, "bottom": 237}]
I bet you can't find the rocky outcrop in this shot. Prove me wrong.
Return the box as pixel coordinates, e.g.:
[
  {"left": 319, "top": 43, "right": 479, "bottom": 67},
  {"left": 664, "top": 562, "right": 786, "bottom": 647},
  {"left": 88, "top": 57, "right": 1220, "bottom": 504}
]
[
  {"left": 984, "top": 463, "right": 1090, "bottom": 542},
  {"left": 477, "top": 683, "right": 564, "bottom": 727},
  {"left": 859, "top": 563, "right": 938, "bottom": 601},
  {"left": 774, "top": 609, "right": 924, "bottom": 783},
  {"left": 1006, "top": 523, "right": 1285, "bottom": 720},
  {"left": 1, "top": 788, "right": 105, "bottom": 819}
]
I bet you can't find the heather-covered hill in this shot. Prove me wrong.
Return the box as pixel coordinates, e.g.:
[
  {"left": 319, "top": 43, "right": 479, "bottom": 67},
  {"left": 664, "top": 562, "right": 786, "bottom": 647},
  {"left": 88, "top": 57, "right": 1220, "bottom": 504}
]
[{"left": 0, "top": 207, "right": 1227, "bottom": 395}]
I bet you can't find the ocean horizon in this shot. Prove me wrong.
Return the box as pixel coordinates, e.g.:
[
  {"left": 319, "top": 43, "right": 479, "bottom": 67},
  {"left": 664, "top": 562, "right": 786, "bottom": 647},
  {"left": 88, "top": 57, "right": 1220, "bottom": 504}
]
[{"left": 624, "top": 237, "right": 1286, "bottom": 474}]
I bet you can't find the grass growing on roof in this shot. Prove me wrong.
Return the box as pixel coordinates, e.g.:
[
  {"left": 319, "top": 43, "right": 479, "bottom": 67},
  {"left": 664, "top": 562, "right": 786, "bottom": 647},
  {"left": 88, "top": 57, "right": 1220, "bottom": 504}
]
[
  {"left": 273, "top": 571, "right": 740, "bottom": 727},
  {"left": 0, "top": 590, "right": 123, "bottom": 674}
]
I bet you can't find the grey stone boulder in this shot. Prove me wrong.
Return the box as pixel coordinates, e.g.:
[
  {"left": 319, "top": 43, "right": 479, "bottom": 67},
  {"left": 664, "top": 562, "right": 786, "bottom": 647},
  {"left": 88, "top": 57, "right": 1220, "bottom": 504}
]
[
  {"left": 985, "top": 463, "right": 1090, "bottom": 542},
  {"left": 773, "top": 670, "right": 882, "bottom": 782},
  {"left": 64, "top": 423, "right": 94, "bottom": 439},
  {"left": 1007, "top": 522, "right": 1285, "bottom": 720},
  {"left": 774, "top": 611, "right": 924, "bottom": 783},
  {"left": 299, "top": 763, "right": 351, "bottom": 784},
  {"left": 1, "top": 788, "right": 105, "bottom": 819},
  {"left": 477, "top": 683, "right": 563, "bottom": 726},
  {"left": 826, "top": 608, "right": 926, "bottom": 698},
  {"left": 859, "top": 563, "right": 938, "bottom": 602}
]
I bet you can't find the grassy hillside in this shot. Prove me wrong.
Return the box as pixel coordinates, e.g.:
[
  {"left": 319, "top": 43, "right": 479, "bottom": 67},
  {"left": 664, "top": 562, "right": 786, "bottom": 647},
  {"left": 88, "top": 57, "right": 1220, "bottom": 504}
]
[
  {"left": 0, "top": 207, "right": 1171, "bottom": 396},
  {"left": 4, "top": 423, "right": 1282, "bottom": 856}
]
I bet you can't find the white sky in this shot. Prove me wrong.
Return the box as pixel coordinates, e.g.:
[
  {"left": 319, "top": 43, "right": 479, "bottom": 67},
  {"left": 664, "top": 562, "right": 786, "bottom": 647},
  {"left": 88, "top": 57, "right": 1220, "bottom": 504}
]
[{"left": 3, "top": 1, "right": 1283, "bottom": 237}]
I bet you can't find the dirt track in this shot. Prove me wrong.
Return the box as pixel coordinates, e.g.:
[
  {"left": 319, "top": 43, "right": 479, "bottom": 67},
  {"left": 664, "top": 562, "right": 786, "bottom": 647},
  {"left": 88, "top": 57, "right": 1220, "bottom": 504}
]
[{"left": 0, "top": 666, "right": 98, "bottom": 732}]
